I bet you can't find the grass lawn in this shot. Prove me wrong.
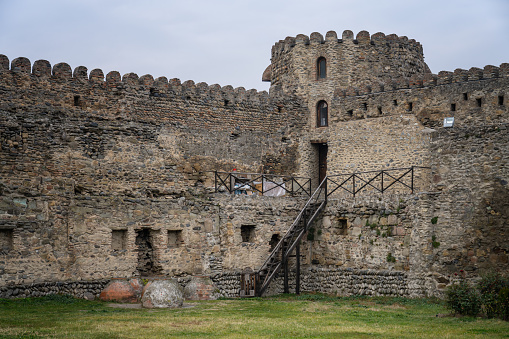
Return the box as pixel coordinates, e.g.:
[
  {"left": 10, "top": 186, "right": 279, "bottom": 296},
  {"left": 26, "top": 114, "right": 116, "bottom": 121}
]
[{"left": 0, "top": 294, "right": 508, "bottom": 338}]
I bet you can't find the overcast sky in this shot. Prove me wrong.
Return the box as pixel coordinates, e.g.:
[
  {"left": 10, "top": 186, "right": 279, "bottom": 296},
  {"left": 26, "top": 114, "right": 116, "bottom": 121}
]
[{"left": 1, "top": 0, "right": 508, "bottom": 92}]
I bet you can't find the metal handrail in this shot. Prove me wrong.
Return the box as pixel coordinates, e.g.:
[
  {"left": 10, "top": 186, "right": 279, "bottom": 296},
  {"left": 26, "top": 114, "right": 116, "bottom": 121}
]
[
  {"left": 327, "top": 166, "right": 431, "bottom": 197},
  {"left": 212, "top": 171, "right": 312, "bottom": 197},
  {"left": 256, "top": 176, "right": 327, "bottom": 296}
]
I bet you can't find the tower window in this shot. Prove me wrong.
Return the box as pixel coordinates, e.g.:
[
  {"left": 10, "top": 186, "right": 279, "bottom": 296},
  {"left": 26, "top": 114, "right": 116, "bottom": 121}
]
[
  {"left": 476, "top": 98, "right": 482, "bottom": 107},
  {"left": 407, "top": 102, "right": 413, "bottom": 111},
  {"left": 451, "top": 103, "right": 456, "bottom": 111},
  {"left": 362, "top": 103, "right": 367, "bottom": 110},
  {"left": 317, "top": 57, "right": 326, "bottom": 79},
  {"left": 73, "top": 95, "right": 81, "bottom": 106},
  {"left": 498, "top": 95, "right": 504, "bottom": 106},
  {"left": 317, "top": 101, "right": 328, "bottom": 127},
  {"left": 393, "top": 99, "right": 398, "bottom": 106},
  {"left": 463, "top": 93, "right": 468, "bottom": 100}
]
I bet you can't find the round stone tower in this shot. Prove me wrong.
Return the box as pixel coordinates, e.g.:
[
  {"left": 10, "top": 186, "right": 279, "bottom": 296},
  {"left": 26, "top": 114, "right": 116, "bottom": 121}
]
[{"left": 263, "top": 30, "right": 431, "bottom": 101}]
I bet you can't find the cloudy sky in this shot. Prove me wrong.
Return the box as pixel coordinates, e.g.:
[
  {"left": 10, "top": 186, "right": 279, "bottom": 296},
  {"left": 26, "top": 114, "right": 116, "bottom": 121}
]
[{"left": 0, "top": 0, "right": 508, "bottom": 91}]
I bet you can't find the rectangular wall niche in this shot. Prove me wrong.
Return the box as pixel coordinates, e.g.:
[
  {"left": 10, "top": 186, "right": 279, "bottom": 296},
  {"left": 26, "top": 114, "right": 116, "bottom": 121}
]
[
  {"left": 336, "top": 219, "right": 348, "bottom": 236},
  {"left": 167, "top": 230, "right": 183, "bottom": 248},
  {"left": 0, "top": 228, "right": 13, "bottom": 254},
  {"left": 111, "top": 230, "right": 127, "bottom": 251},
  {"left": 241, "top": 225, "right": 256, "bottom": 243}
]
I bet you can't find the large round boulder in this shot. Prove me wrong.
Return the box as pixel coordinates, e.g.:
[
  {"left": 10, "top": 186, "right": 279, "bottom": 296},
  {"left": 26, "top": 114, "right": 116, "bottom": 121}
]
[
  {"left": 184, "top": 276, "right": 222, "bottom": 300},
  {"left": 141, "top": 279, "right": 184, "bottom": 309},
  {"left": 99, "top": 279, "right": 139, "bottom": 303}
]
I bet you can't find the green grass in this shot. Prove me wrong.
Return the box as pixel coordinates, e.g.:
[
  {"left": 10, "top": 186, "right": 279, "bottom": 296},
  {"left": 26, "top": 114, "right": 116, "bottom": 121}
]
[{"left": 0, "top": 294, "right": 508, "bottom": 338}]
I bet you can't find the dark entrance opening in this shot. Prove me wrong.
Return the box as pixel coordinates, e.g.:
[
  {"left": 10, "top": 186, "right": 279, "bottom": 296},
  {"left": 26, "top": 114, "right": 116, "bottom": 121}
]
[
  {"left": 269, "top": 234, "right": 280, "bottom": 251},
  {"left": 318, "top": 143, "right": 328, "bottom": 184},
  {"left": 135, "top": 229, "right": 162, "bottom": 277}
]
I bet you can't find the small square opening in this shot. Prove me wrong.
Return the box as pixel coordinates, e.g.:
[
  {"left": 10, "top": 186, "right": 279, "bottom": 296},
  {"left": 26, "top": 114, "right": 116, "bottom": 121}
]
[
  {"left": 241, "top": 225, "right": 255, "bottom": 243},
  {"left": 451, "top": 103, "right": 456, "bottom": 112},
  {"left": 347, "top": 110, "right": 353, "bottom": 117},
  {"left": 337, "top": 219, "right": 348, "bottom": 236},
  {"left": 167, "top": 230, "right": 183, "bottom": 248},
  {"left": 0, "top": 229, "right": 13, "bottom": 254},
  {"left": 111, "top": 230, "right": 127, "bottom": 251},
  {"left": 73, "top": 95, "right": 81, "bottom": 107}
]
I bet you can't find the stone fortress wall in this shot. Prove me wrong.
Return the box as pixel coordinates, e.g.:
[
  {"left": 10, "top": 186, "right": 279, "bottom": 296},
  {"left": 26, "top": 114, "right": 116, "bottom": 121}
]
[{"left": 0, "top": 29, "right": 508, "bottom": 299}]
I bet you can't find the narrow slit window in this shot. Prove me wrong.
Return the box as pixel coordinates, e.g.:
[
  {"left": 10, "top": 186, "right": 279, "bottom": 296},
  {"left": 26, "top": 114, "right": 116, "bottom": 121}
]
[
  {"left": 407, "top": 102, "right": 413, "bottom": 111},
  {"left": 362, "top": 103, "right": 367, "bottom": 110},
  {"left": 451, "top": 103, "right": 456, "bottom": 112},
  {"left": 317, "top": 101, "right": 328, "bottom": 127},
  {"left": 347, "top": 109, "right": 353, "bottom": 117},
  {"left": 317, "top": 57, "right": 326, "bottom": 79},
  {"left": 498, "top": 95, "right": 504, "bottom": 106},
  {"left": 377, "top": 106, "right": 382, "bottom": 115},
  {"left": 393, "top": 99, "right": 398, "bottom": 106},
  {"left": 463, "top": 93, "right": 468, "bottom": 100},
  {"left": 73, "top": 95, "right": 81, "bottom": 107},
  {"left": 476, "top": 98, "right": 482, "bottom": 107}
]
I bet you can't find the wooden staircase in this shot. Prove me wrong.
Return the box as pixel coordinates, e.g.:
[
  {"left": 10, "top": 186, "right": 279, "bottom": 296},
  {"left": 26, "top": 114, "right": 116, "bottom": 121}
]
[{"left": 240, "top": 178, "right": 328, "bottom": 297}]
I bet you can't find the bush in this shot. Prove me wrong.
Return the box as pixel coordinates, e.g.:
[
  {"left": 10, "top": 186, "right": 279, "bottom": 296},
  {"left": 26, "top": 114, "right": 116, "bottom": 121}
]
[
  {"left": 478, "top": 272, "right": 509, "bottom": 319},
  {"left": 446, "top": 280, "right": 481, "bottom": 317},
  {"left": 499, "top": 287, "right": 509, "bottom": 321}
]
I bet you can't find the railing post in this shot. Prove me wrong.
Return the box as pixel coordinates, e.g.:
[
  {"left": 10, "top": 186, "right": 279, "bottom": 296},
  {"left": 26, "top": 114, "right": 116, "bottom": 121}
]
[
  {"left": 296, "top": 242, "right": 300, "bottom": 295},
  {"left": 353, "top": 174, "right": 356, "bottom": 198},
  {"left": 283, "top": 257, "right": 289, "bottom": 294},
  {"left": 214, "top": 171, "right": 217, "bottom": 192},
  {"left": 411, "top": 166, "right": 414, "bottom": 194},
  {"left": 261, "top": 175, "right": 264, "bottom": 196},
  {"left": 324, "top": 177, "right": 328, "bottom": 202},
  {"left": 381, "top": 170, "right": 384, "bottom": 194}
]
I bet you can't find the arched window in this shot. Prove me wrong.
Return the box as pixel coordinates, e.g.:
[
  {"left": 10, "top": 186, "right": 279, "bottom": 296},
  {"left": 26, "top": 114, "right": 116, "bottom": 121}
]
[
  {"left": 317, "top": 101, "right": 328, "bottom": 127},
  {"left": 317, "top": 57, "right": 326, "bottom": 79}
]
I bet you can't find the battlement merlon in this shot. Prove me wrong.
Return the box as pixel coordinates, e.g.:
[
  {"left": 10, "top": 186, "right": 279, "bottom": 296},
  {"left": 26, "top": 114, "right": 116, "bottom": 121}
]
[
  {"left": 0, "top": 54, "right": 278, "bottom": 108},
  {"left": 264, "top": 30, "right": 429, "bottom": 95},
  {"left": 270, "top": 30, "right": 423, "bottom": 57},
  {"left": 334, "top": 63, "right": 509, "bottom": 98}
]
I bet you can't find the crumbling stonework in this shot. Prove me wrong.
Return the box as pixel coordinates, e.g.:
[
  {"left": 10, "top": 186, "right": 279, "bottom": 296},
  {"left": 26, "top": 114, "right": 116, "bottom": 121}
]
[{"left": 0, "top": 29, "right": 508, "bottom": 299}]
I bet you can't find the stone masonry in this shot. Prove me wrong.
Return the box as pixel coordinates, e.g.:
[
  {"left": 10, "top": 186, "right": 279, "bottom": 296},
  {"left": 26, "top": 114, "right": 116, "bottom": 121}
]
[{"left": 0, "top": 29, "right": 508, "bottom": 299}]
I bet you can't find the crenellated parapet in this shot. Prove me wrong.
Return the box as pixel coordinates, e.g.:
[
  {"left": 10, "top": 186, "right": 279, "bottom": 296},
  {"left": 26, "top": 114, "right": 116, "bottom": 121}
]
[
  {"left": 330, "top": 62, "right": 509, "bottom": 127},
  {"left": 0, "top": 54, "right": 274, "bottom": 110},
  {"left": 334, "top": 63, "right": 509, "bottom": 98},
  {"left": 267, "top": 30, "right": 428, "bottom": 97},
  {"left": 271, "top": 30, "right": 423, "bottom": 59}
]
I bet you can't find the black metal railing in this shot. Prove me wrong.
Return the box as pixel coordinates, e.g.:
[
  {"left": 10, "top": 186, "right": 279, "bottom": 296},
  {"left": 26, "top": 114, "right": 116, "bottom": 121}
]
[
  {"left": 326, "top": 166, "right": 431, "bottom": 198},
  {"left": 240, "top": 177, "right": 328, "bottom": 297},
  {"left": 213, "top": 171, "right": 312, "bottom": 197}
]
